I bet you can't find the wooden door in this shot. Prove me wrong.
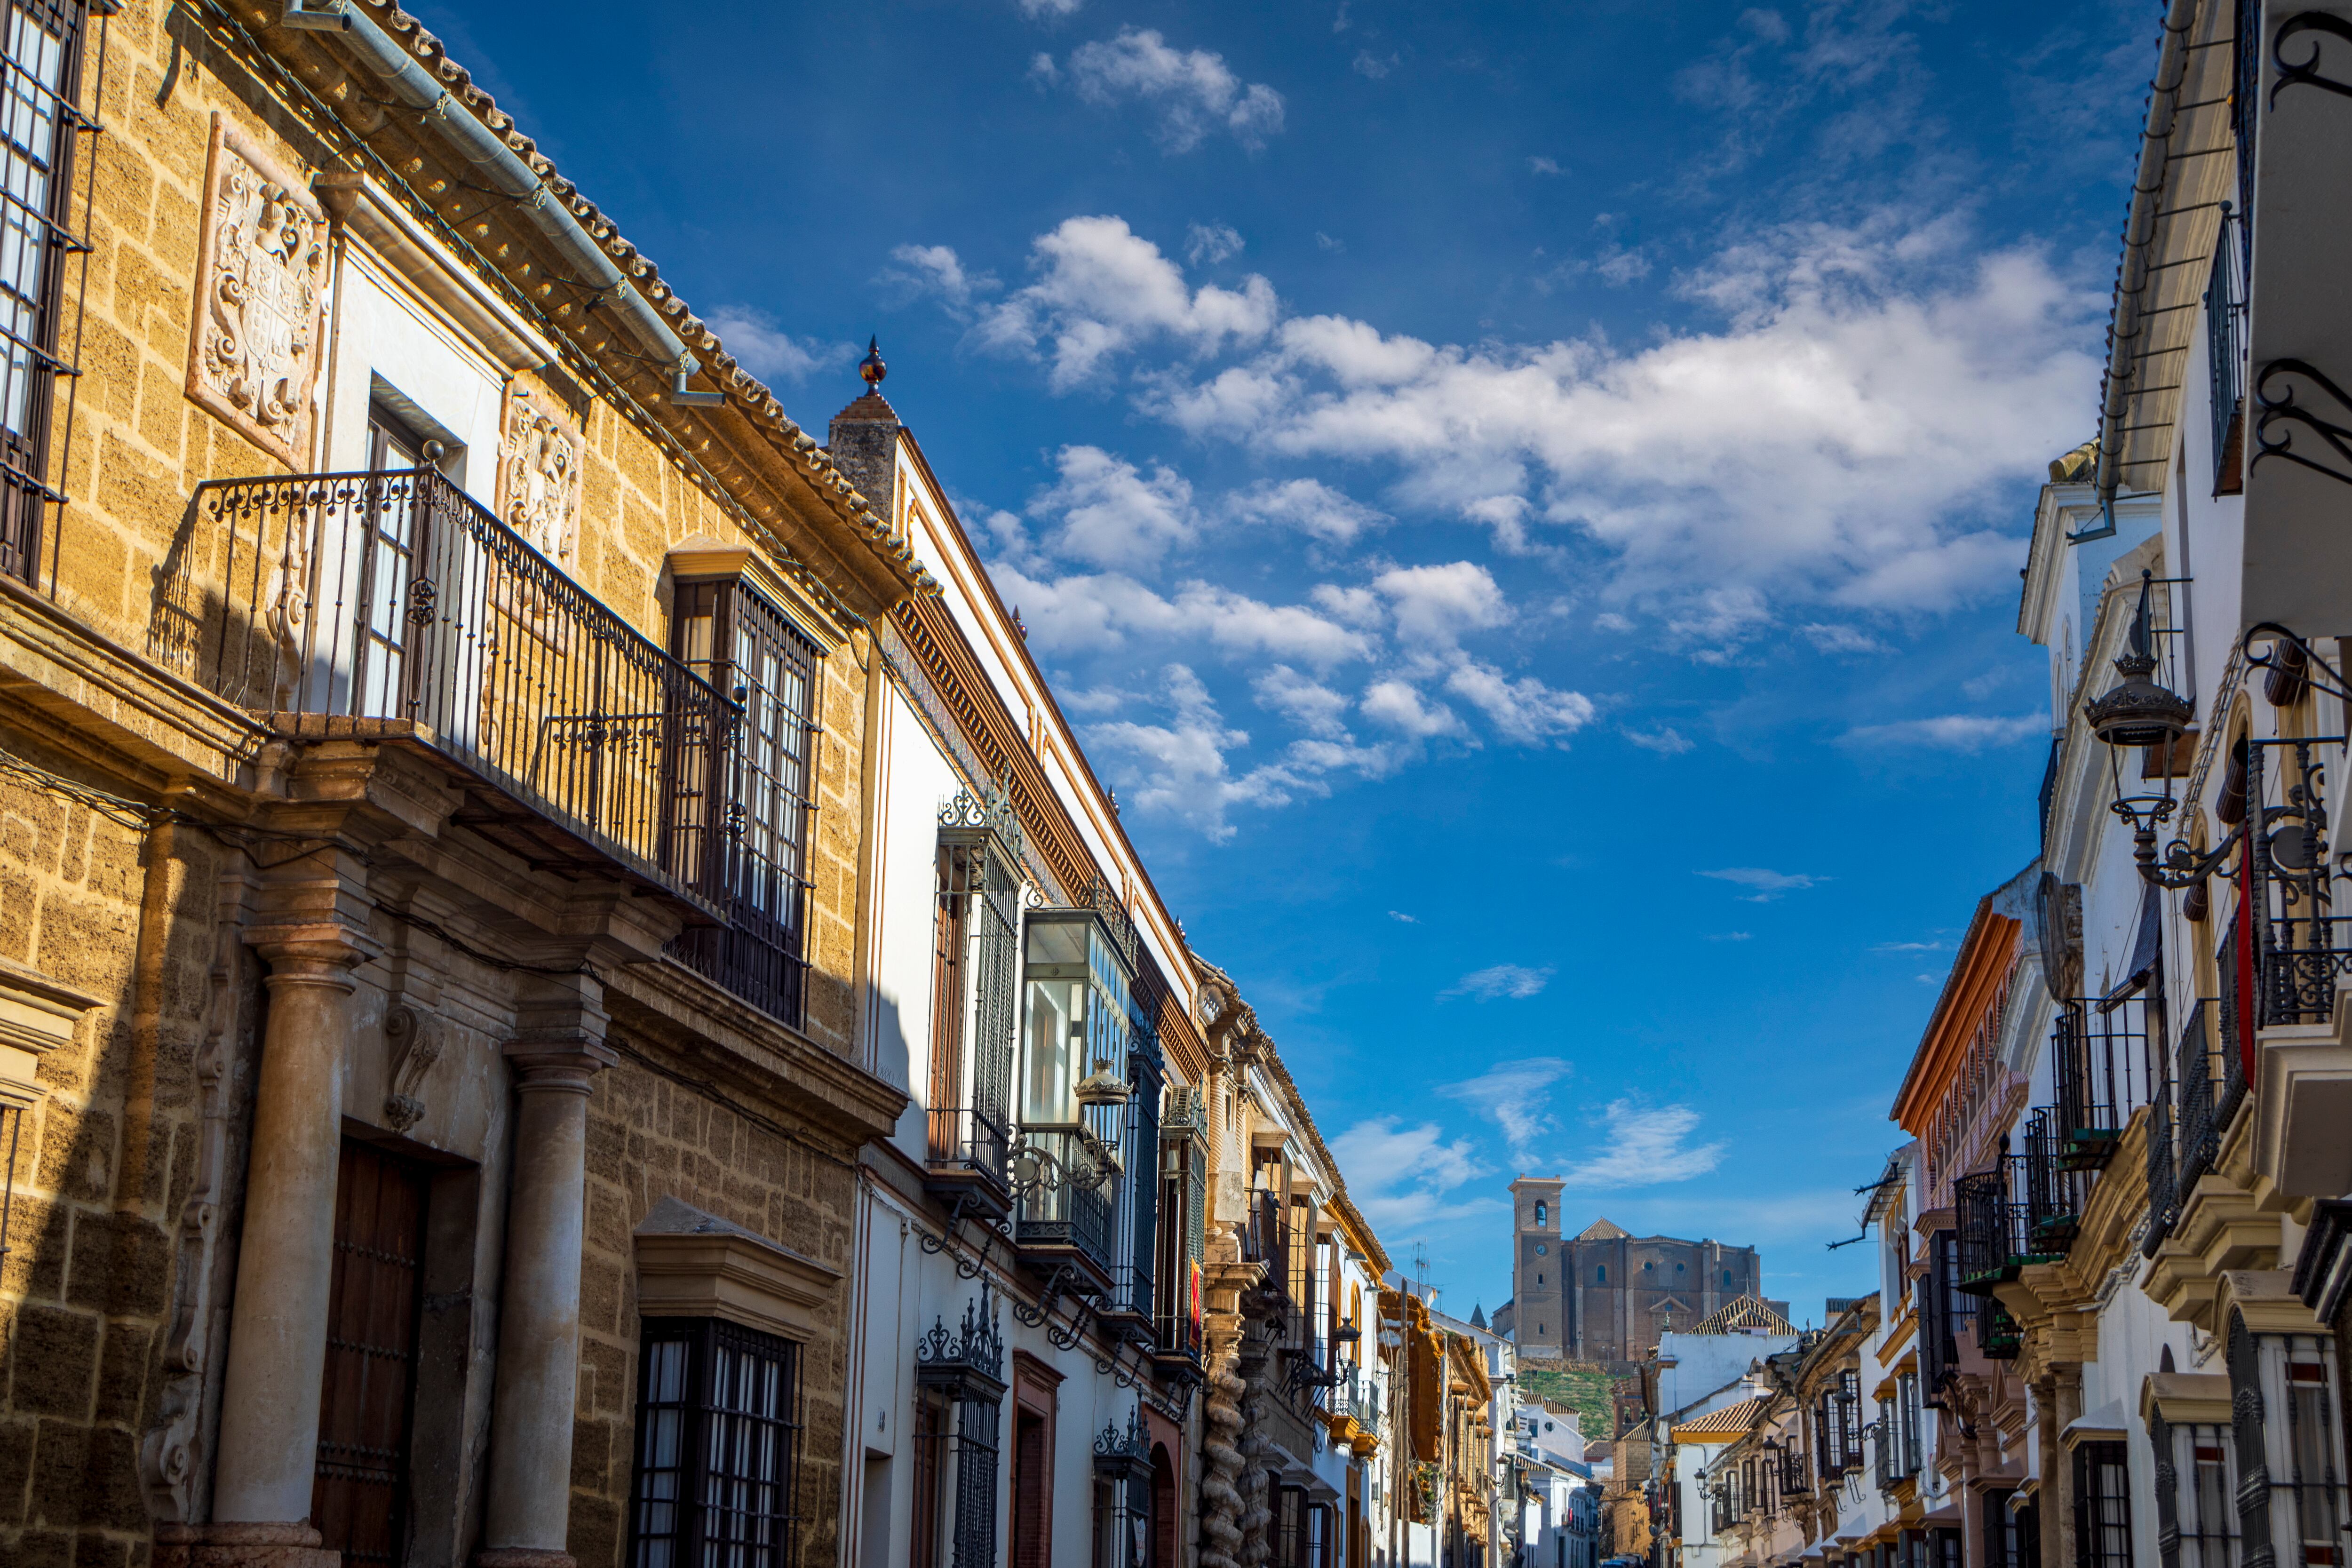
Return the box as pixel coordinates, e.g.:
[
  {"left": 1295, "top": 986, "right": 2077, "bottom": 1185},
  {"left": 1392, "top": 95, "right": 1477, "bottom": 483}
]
[{"left": 312, "top": 1139, "right": 430, "bottom": 1568}]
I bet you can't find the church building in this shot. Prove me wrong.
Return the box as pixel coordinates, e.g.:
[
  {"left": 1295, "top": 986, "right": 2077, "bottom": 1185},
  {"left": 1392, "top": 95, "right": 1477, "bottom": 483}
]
[{"left": 1496, "top": 1177, "right": 1772, "bottom": 1362}]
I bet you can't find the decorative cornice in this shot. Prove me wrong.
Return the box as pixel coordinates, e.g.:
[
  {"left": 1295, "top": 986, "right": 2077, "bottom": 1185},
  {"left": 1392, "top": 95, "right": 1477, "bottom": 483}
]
[
  {"left": 602, "top": 955, "right": 908, "bottom": 1151},
  {"left": 634, "top": 1195, "right": 843, "bottom": 1341}
]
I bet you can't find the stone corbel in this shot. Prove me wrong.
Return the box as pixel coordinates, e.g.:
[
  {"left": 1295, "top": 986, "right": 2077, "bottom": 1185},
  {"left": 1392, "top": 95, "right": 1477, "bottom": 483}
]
[
  {"left": 633, "top": 1196, "right": 843, "bottom": 1341},
  {"left": 383, "top": 1004, "right": 445, "bottom": 1132}
]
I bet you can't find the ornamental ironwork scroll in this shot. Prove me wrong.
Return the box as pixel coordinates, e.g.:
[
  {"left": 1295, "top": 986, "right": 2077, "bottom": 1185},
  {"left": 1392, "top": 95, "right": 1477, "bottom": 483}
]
[
  {"left": 2273, "top": 12, "right": 2352, "bottom": 104},
  {"left": 2251, "top": 358, "right": 2352, "bottom": 488}
]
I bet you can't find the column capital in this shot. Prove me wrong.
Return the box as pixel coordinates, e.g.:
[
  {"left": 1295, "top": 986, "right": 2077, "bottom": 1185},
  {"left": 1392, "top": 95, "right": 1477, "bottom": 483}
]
[
  {"left": 246, "top": 922, "right": 375, "bottom": 983},
  {"left": 503, "top": 1033, "right": 618, "bottom": 1094}
]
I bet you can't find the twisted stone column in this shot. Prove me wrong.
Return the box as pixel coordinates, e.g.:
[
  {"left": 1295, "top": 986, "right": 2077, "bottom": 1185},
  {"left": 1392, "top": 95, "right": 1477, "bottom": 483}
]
[{"left": 477, "top": 1025, "right": 615, "bottom": 1568}]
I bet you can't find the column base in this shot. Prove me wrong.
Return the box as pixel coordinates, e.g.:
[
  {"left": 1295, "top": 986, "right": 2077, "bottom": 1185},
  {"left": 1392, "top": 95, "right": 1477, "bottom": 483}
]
[
  {"left": 154, "top": 1523, "right": 339, "bottom": 1568},
  {"left": 474, "top": 1552, "right": 577, "bottom": 1568}
]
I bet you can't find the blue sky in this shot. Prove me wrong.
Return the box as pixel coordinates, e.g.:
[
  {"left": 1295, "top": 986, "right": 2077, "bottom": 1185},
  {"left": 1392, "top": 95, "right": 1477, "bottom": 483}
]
[{"left": 412, "top": 0, "right": 2153, "bottom": 1323}]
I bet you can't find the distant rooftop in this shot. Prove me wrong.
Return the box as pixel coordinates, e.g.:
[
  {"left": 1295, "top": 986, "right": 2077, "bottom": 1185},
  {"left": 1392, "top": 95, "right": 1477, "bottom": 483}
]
[{"left": 1690, "top": 1296, "right": 1797, "bottom": 1337}]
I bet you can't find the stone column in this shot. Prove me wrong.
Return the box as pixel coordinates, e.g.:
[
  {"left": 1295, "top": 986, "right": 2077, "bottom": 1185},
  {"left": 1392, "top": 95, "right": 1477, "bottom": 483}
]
[
  {"left": 188, "top": 924, "right": 366, "bottom": 1568},
  {"left": 477, "top": 1020, "right": 615, "bottom": 1568}
]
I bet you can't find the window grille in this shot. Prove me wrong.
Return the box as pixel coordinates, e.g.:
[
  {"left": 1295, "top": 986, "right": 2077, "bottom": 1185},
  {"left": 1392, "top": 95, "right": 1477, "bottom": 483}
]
[
  {"left": 1919, "top": 1230, "right": 1975, "bottom": 1404},
  {"left": 0, "top": 0, "right": 102, "bottom": 587},
  {"left": 915, "top": 1286, "right": 1006, "bottom": 1568},
  {"left": 2072, "top": 1440, "right": 2133, "bottom": 1568},
  {"left": 1896, "top": 1373, "right": 1923, "bottom": 1479},
  {"left": 1155, "top": 1087, "right": 1206, "bottom": 1356},
  {"left": 2231, "top": 1311, "right": 2351, "bottom": 1568},
  {"left": 2151, "top": 1406, "right": 2239, "bottom": 1568},
  {"left": 627, "top": 1317, "right": 805, "bottom": 1568},
  {"left": 927, "top": 788, "right": 1022, "bottom": 1194},
  {"left": 666, "top": 577, "right": 820, "bottom": 1023},
  {"left": 2207, "top": 208, "right": 2249, "bottom": 494},
  {"left": 1110, "top": 1009, "right": 1161, "bottom": 1321},
  {"left": 1984, "top": 1488, "right": 2042, "bottom": 1568}
]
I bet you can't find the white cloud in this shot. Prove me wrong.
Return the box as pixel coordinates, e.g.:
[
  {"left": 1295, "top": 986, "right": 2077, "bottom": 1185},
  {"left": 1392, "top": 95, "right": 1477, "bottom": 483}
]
[
  {"left": 1872, "top": 939, "right": 1947, "bottom": 953},
  {"left": 1625, "top": 725, "right": 1695, "bottom": 755},
  {"left": 1374, "top": 561, "right": 1508, "bottom": 645},
  {"left": 1316, "top": 231, "right": 1347, "bottom": 253},
  {"left": 1528, "top": 155, "right": 1564, "bottom": 176},
  {"left": 1186, "top": 222, "right": 1245, "bottom": 266},
  {"left": 1225, "top": 477, "right": 1387, "bottom": 543},
  {"left": 1254, "top": 664, "right": 1354, "bottom": 738},
  {"left": 1019, "top": 0, "right": 1082, "bottom": 16},
  {"left": 1442, "top": 661, "right": 1593, "bottom": 745},
  {"left": 1081, "top": 665, "right": 1409, "bottom": 838},
  {"left": 1697, "top": 867, "right": 1820, "bottom": 902},
  {"left": 992, "top": 565, "right": 1374, "bottom": 668},
  {"left": 1352, "top": 50, "right": 1396, "bottom": 79},
  {"left": 1142, "top": 216, "right": 2098, "bottom": 612},
  {"left": 1841, "top": 713, "right": 2051, "bottom": 751},
  {"left": 1439, "top": 1057, "right": 1572, "bottom": 1153},
  {"left": 1361, "top": 678, "right": 1462, "bottom": 739},
  {"left": 1388, "top": 910, "right": 1420, "bottom": 923},
  {"left": 1561, "top": 1100, "right": 1726, "bottom": 1189},
  {"left": 1328, "top": 1116, "right": 1499, "bottom": 1235},
  {"left": 1443, "top": 963, "right": 1555, "bottom": 1001},
  {"left": 880, "top": 244, "right": 998, "bottom": 317},
  {"left": 977, "top": 216, "right": 1278, "bottom": 389},
  {"left": 1799, "top": 621, "right": 1889, "bottom": 655},
  {"left": 1060, "top": 27, "right": 1286, "bottom": 152},
  {"left": 1706, "top": 931, "right": 1754, "bottom": 941},
  {"left": 1027, "top": 445, "right": 1197, "bottom": 569},
  {"left": 1312, "top": 584, "right": 1384, "bottom": 627},
  {"left": 703, "top": 308, "right": 853, "bottom": 382}
]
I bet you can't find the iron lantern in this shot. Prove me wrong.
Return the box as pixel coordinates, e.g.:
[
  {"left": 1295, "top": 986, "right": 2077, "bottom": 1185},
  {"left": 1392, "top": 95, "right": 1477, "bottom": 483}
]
[{"left": 2086, "top": 572, "right": 2222, "bottom": 889}]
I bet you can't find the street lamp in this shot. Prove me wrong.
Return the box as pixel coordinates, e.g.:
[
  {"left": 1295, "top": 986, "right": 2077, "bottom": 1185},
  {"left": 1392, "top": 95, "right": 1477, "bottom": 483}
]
[{"left": 2085, "top": 572, "right": 2231, "bottom": 889}]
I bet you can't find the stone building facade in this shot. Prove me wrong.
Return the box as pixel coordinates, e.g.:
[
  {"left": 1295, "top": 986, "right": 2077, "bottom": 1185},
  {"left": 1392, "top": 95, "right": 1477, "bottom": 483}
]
[
  {"left": 0, "top": 5, "right": 922, "bottom": 1568},
  {"left": 0, "top": 11, "right": 1428, "bottom": 1568},
  {"left": 1503, "top": 1182, "right": 1764, "bottom": 1364}
]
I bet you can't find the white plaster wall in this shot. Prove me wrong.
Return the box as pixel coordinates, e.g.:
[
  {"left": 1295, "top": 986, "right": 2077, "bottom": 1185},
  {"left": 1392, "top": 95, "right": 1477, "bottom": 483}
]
[
  {"left": 324, "top": 251, "right": 504, "bottom": 503},
  {"left": 870, "top": 687, "right": 960, "bottom": 1162}
]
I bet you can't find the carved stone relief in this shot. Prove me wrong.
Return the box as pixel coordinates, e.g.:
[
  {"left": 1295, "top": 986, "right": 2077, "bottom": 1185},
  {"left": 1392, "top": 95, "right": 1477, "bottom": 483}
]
[
  {"left": 498, "top": 385, "right": 583, "bottom": 568},
  {"left": 184, "top": 116, "right": 328, "bottom": 468},
  {"left": 383, "top": 1003, "right": 446, "bottom": 1132}
]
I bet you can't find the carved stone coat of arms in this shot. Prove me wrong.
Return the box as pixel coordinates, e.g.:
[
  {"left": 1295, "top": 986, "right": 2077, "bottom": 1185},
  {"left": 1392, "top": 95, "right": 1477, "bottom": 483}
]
[
  {"left": 184, "top": 116, "right": 328, "bottom": 468},
  {"left": 498, "top": 386, "right": 584, "bottom": 569}
]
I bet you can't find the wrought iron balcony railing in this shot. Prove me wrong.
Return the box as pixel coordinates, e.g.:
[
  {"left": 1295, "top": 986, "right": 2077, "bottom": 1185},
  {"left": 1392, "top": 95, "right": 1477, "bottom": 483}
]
[
  {"left": 1957, "top": 1145, "right": 2075, "bottom": 1295},
  {"left": 926, "top": 1104, "right": 1014, "bottom": 1204},
  {"left": 2050, "top": 995, "right": 2153, "bottom": 1172},
  {"left": 155, "top": 468, "right": 730, "bottom": 905},
  {"left": 2178, "top": 995, "right": 2248, "bottom": 1196},
  {"left": 1244, "top": 1188, "right": 1290, "bottom": 1281},
  {"left": 2237, "top": 735, "right": 2352, "bottom": 1029},
  {"left": 1012, "top": 1127, "right": 1116, "bottom": 1276}
]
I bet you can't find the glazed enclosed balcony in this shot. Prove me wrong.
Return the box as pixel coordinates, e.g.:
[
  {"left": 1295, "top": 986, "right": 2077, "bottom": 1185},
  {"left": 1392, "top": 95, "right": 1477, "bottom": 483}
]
[
  {"left": 155, "top": 467, "right": 731, "bottom": 906},
  {"left": 1010, "top": 887, "right": 1139, "bottom": 1283}
]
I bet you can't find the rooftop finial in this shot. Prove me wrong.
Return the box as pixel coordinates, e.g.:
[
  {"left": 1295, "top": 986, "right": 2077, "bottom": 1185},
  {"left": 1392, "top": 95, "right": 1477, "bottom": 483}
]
[{"left": 859, "top": 336, "right": 887, "bottom": 390}]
